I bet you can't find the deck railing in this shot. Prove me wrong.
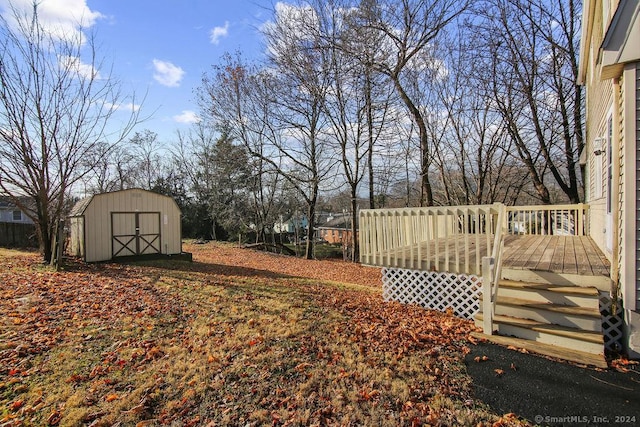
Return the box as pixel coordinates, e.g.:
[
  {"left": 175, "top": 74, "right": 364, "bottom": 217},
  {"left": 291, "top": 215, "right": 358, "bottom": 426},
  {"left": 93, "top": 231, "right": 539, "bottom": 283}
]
[
  {"left": 359, "top": 202, "right": 590, "bottom": 334},
  {"left": 359, "top": 204, "right": 503, "bottom": 275},
  {"left": 505, "top": 203, "right": 588, "bottom": 236},
  {"left": 359, "top": 204, "right": 589, "bottom": 271},
  {"left": 482, "top": 206, "right": 507, "bottom": 335}
]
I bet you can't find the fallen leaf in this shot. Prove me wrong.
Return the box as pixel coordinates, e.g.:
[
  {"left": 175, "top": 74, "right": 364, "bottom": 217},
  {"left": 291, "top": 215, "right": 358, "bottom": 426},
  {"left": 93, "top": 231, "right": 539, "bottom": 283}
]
[
  {"left": 105, "top": 393, "right": 119, "bottom": 402},
  {"left": 47, "top": 409, "right": 62, "bottom": 425},
  {"left": 10, "top": 399, "right": 24, "bottom": 411}
]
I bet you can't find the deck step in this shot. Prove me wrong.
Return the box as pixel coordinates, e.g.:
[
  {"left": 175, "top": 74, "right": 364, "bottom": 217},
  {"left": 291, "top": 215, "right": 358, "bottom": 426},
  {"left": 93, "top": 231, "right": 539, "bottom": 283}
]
[
  {"left": 481, "top": 295, "right": 602, "bottom": 331},
  {"left": 470, "top": 332, "right": 608, "bottom": 368},
  {"left": 501, "top": 268, "right": 612, "bottom": 292},
  {"left": 493, "top": 296, "right": 600, "bottom": 317},
  {"left": 497, "top": 280, "right": 601, "bottom": 306},
  {"left": 475, "top": 313, "right": 604, "bottom": 355},
  {"left": 499, "top": 279, "right": 600, "bottom": 296}
]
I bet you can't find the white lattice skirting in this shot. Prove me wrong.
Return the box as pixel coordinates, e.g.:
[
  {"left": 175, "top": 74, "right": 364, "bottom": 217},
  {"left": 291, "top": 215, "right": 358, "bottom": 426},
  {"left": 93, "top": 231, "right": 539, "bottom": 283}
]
[
  {"left": 382, "top": 267, "right": 625, "bottom": 353},
  {"left": 382, "top": 267, "right": 481, "bottom": 319},
  {"left": 599, "top": 295, "right": 624, "bottom": 352}
]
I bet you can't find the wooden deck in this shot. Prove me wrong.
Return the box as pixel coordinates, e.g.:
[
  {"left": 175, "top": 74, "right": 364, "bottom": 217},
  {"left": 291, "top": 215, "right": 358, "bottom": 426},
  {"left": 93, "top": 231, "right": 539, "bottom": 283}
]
[
  {"left": 502, "top": 235, "right": 610, "bottom": 276},
  {"left": 364, "top": 235, "right": 610, "bottom": 278}
]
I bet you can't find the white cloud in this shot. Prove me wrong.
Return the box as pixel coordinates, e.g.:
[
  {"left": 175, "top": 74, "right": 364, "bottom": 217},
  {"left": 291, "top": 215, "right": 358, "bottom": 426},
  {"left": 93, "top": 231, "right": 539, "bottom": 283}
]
[
  {"left": 210, "top": 21, "right": 229, "bottom": 45},
  {"left": 261, "top": 3, "right": 319, "bottom": 59},
  {"left": 58, "top": 55, "right": 100, "bottom": 79},
  {"left": 173, "top": 110, "right": 200, "bottom": 124},
  {"left": 152, "top": 59, "right": 185, "bottom": 87},
  {"left": 101, "top": 100, "right": 140, "bottom": 113},
  {"left": 0, "top": 0, "right": 103, "bottom": 43}
]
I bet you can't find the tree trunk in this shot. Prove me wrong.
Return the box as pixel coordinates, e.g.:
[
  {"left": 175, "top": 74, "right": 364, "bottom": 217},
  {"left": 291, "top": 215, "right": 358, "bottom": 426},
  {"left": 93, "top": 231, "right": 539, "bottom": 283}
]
[
  {"left": 350, "top": 192, "right": 359, "bottom": 262},
  {"left": 391, "top": 77, "right": 433, "bottom": 206},
  {"left": 305, "top": 203, "right": 315, "bottom": 260}
]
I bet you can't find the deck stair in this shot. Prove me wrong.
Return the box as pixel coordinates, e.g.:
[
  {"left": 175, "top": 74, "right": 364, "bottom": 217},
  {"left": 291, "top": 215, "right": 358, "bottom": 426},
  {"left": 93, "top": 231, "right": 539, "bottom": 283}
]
[{"left": 475, "top": 277, "right": 607, "bottom": 368}]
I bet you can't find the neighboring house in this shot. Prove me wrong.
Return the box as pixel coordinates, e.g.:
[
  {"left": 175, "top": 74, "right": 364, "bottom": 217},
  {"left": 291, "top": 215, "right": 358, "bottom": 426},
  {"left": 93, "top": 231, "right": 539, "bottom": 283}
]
[
  {"left": 69, "top": 189, "right": 187, "bottom": 262},
  {"left": 578, "top": 0, "right": 640, "bottom": 357},
  {"left": 317, "top": 213, "right": 358, "bottom": 245},
  {"left": 273, "top": 214, "right": 309, "bottom": 235},
  {"left": 0, "top": 197, "right": 34, "bottom": 224},
  {"left": 0, "top": 197, "right": 36, "bottom": 247}
]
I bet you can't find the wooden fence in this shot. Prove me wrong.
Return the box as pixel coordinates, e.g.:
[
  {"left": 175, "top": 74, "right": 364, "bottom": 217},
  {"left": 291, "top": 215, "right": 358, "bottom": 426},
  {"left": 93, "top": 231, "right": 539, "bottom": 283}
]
[{"left": 0, "top": 222, "right": 37, "bottom": 247}]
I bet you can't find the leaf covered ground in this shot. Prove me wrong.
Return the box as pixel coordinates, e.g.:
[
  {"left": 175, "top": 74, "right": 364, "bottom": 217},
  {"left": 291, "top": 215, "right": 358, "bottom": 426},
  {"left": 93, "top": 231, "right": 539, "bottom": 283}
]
[{"left": 0, "top": 242, "right": 528, "bottom": 426}]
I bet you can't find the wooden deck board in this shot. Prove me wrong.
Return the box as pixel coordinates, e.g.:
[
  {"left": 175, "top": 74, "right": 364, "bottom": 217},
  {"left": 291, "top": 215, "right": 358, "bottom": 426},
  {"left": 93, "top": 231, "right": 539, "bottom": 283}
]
[
  {"left": 575, "top": 237, "right": 596, "bottom": 275},
  {"left": 503, "top": 235, "right": 544, "bottom": 268},
  {"left": 370, "top": 235, "right": 610, "bottom": 278},
  {"left": 584, "top": 237, "right": 609, "bottom": 275},
  {"left": 538, "top": 236, "right": 558, "bottom": 270},
  {"left": 562, "top": 237, "right": 578, "bottom": 275}
]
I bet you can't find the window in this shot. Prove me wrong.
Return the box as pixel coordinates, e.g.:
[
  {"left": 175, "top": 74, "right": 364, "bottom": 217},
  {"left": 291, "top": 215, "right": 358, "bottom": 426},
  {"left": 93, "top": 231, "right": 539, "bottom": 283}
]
[{"left": 12, "top": 210, "right": 22, "bottom": 221}]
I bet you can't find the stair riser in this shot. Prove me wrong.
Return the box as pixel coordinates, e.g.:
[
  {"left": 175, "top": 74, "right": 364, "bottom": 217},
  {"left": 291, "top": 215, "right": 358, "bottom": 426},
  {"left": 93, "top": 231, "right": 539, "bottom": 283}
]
[
  {"left": 497, "top": 287, "right": 599, "bottom": 307},
  {"left": 493, "top": 304, "right": 602, "bottom": 331},
  {"left": 502, "top": 269, "right": 611, "bottom": 291},
  {"left": 495, "top": 323, "right": 604, "bottom": 355}
]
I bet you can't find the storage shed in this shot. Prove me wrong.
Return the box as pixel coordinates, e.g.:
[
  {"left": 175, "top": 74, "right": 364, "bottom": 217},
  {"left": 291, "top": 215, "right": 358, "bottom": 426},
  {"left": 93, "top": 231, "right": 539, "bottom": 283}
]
[{"left": 69, "top": 189, "right": 184, "bottom": 262}]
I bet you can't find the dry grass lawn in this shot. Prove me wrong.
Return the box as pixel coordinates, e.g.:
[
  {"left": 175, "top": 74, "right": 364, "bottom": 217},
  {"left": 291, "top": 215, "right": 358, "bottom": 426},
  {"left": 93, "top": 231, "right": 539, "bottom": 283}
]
[{"left": 0, "top": 242, "right": 528, "bottom": 426}]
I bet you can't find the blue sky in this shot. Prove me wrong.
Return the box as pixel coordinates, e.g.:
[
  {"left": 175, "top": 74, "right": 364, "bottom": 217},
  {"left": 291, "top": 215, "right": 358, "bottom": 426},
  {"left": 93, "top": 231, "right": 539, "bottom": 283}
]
[
  {"left": 89, "top": 0, "right": 272, "bottom": 143},
  {"left": 1, "top": 0, "right": 274, "bottom": 144}
]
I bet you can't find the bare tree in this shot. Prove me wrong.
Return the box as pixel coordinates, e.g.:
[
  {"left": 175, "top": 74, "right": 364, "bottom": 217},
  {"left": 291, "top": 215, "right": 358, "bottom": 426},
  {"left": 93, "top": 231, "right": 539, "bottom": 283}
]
[
  {"left": 200, "top": 6, "right": 338, "bottom": 259},
  {"left": 427, "top": 28, "right": 528, "bottom": 206},
  {"left": 199, "top": 55, "right": 289, "bottom": 244},
  {"left": 262, "top": 8, "right": 337, "bottom": 257},
  {"left": 128, "top": 130, "right": 164, "bottom": 190},
  {"left": 343, "top": 0, "right": 469, "bottom": 206},
  {"left": 316, "top": 3, "right": 394, "bottom": 260},
  {"left": 82, "top": 142, "right": 136, "bottom": 194},
  {"left": 477, "top": 0, "right": 583, "bottom": 204},
  {"left": 0, "top": 2, "right": 141, "bottom": 262}
]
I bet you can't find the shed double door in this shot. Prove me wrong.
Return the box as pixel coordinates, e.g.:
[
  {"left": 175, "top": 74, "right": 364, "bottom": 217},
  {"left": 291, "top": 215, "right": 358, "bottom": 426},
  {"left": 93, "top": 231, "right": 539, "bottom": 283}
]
[{"left": 112, "top": 212, "right": 161, "bottom": 258}]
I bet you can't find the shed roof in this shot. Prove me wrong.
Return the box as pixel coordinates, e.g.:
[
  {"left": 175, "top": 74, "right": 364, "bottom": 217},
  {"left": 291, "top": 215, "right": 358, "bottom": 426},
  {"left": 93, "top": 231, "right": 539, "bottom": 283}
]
[
  {"left": 69, "top": 196, "right": 93, "bottom": 217},
  {"left": 69, "top": 188, "right": 179, "bottom": 217}
]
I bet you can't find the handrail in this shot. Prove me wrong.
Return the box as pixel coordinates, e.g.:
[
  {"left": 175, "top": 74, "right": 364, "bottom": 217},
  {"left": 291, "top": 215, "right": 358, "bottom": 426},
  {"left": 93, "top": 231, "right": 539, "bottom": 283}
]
[{"left": 482, "top": 204, "right": 506, "bottom": 335}]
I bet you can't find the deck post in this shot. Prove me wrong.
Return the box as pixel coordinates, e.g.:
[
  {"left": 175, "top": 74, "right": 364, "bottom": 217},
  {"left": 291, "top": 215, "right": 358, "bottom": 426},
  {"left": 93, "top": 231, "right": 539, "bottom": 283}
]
[{"left": 482, "top": 256, "right": 494, "bottom": 335}]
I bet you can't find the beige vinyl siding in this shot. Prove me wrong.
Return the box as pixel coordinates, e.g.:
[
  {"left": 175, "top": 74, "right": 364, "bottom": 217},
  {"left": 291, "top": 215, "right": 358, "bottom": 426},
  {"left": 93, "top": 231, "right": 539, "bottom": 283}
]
[
  {"left": 77, "top": 189, "right": 181, "bottom": 262},
  {"left": 584, "top": 3, "right": 615, "bottom": 259},
  {"left": 585, "top": 84, "right": 614, "bottom": 257},
  {"left": 621, "top": 62, "right": 639, "bottom": 312},
  {"left": 635, "top": 62, "right": 640, "bottom": 310}
]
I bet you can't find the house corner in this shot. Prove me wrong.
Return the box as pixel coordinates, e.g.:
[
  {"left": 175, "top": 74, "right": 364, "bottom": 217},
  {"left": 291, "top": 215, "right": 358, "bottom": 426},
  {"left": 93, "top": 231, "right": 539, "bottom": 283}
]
[{"left": 625, "top": 310, "right": 640, "bottom": 359}]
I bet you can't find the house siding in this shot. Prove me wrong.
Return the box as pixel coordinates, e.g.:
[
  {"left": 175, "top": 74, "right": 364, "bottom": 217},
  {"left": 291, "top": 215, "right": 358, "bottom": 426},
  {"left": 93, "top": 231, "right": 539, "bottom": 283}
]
[
  {"left": 584, "top": 5, "right": 615, "bottom": 259},
  {"left": 581, "top": 0, "right": 640, "bottom": 356},
  {"left": 635, "top": 62, "right": 640, "bottom": 310},
  {"left": 0, "top": 207, "right": 34, "bottom": 224},
  {"left": 621, "top": 62, "right": 640, "bottom": 313}
]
